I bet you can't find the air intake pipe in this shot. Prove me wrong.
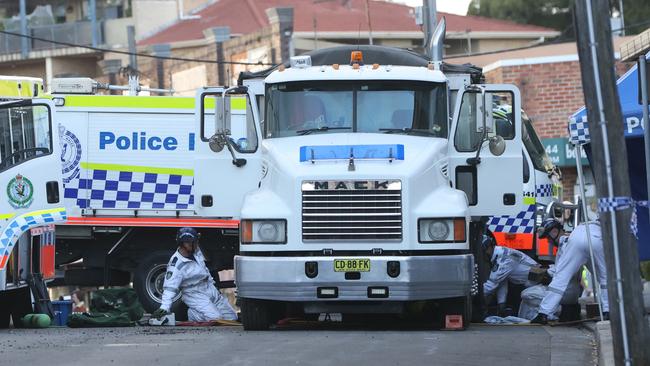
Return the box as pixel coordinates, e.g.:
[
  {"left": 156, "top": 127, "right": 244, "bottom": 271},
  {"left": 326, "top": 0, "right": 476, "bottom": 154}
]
[{"left": 428, "top": 17, "right": 446, "bottom": 70}]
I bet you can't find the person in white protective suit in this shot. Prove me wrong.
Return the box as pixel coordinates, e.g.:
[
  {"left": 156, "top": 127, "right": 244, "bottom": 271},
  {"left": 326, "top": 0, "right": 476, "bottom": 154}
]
[
  {"left": 531, "top": 218, "right": 609, "bottom": 324},
  {"left": 152, "top": 227, "right": 237, "bottom": 322},
  {"left": 518, "top": 233, "right": 582, "bottom": 320},
  {"left": 482, "top": 235, "right": 540, "bottom": 316}
]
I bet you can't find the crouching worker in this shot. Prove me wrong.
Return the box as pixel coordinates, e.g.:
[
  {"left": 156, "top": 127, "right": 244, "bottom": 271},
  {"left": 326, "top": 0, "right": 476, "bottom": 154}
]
[
  {"left": 531, "top": 219, "right": 609, "bottom": 324},
  {"left": 482, "top": 235, "right": 540, "bottom": 316},
  {"left": 153, "top": 227, "right": 237, "bottom": 322}
]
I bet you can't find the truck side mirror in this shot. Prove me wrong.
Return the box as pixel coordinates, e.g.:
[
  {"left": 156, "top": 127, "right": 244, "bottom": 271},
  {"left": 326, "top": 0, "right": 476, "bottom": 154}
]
[
  {"left": 488, "top": 135, "right": 506, "bottom": 156},
  {"left": 208, "top": 133, "right": 227, "bottom": 153},
  {"left": 201, "top": 94, "right": 231, "bottom": 138}
]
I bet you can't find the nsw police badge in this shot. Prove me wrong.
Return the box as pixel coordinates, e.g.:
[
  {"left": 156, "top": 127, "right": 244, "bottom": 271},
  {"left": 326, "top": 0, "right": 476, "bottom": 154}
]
[{"left": 7, "top": 174, "right": 34, "bottom": 209}]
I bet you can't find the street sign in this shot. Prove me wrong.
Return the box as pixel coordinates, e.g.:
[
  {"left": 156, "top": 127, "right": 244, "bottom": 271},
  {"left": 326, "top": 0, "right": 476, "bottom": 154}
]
[{"left": 542, "top": 137, "right": 589, "bottom": 167}]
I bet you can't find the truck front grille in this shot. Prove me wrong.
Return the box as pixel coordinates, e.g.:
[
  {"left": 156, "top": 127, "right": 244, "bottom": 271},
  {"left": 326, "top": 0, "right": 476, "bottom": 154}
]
[{"left": 301, "top": 180, "right": 402, "bottom": 241}]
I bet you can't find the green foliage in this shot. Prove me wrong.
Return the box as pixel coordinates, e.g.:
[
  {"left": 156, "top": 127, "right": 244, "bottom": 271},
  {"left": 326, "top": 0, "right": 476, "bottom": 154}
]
[
  {"left": 621, "top": 0, "right": 650, "bottom": 35},
  {"left": 641, "top": 261, "right": 650, "bottom": 281},
  {"left": 467, "top": 0, "right": 650, "bottom": 35}
]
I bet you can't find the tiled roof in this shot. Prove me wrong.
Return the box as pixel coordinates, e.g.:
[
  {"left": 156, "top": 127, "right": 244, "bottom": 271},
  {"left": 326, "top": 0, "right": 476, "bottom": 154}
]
[{"left": 139, "top": 0, "right": 556, "bottom": 46}]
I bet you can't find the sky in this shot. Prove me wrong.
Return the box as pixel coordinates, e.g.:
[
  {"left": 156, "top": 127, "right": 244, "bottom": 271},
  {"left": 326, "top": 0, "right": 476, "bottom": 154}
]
[{"left": 388, "top": 0, "right": 472, "bottom": 15}]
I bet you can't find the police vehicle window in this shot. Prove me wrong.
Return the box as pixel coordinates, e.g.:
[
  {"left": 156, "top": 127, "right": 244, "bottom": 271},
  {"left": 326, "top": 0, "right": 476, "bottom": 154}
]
[
  {"left": 265, "top": 80, "right": 447, "bottom": 138},
  {"left": 0, "top": 104, "right": 52, "bottom": 172},
  {"left": 522, "top": 116, "right": 552, "bottom": 172},
  {"left": 523, "top": 151, "right": 530, "bottom": 183},
  {"left": 491, "top": 93, "right": 515, "bottom": 140}
]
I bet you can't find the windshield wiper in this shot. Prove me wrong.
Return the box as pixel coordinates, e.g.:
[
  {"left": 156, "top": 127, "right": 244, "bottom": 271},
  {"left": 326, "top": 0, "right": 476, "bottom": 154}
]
[
  {"left": 380, "top": 128, "right": 438, "bottom": 136},
  {"left": 296, "top": 126, "right": 351, "bottom": 135}
]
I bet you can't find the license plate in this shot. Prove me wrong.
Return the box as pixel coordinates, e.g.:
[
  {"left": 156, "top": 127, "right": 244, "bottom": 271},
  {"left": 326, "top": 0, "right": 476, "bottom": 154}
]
[{"left": 334, "top": 259, "right": 370, "bottom": 272}]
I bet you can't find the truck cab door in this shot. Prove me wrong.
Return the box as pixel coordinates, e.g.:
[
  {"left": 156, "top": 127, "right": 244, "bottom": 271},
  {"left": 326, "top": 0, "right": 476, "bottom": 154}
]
[
  {"left": 193, "top": 87, "right": 263, "bottom": 219},
  {"left": 0, "top": 99, "right": 66, "bottom": 274},
  {"left": 448, "top": 85, "right": 523, "bottom": 217}
]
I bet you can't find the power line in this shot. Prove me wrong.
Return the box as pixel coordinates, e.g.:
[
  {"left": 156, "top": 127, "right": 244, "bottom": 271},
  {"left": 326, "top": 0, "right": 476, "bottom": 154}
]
[{"left": 0, "top": 29, "right": 277, "bottom": 66}]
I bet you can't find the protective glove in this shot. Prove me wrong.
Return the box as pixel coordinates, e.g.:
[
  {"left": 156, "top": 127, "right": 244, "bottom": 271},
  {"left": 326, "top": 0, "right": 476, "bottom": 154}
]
[{"left": 153, "top": 308, "right": 169, "bottom": 320}]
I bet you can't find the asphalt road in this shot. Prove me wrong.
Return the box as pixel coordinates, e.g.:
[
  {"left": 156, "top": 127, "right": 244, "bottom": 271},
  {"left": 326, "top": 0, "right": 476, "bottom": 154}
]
[{"left": 1, "top": 322, "right": 596, "bottom": 366}]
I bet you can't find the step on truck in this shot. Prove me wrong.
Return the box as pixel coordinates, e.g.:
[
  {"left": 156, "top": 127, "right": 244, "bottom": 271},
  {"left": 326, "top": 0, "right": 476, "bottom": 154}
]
[
  {"left": 0, "top": 76, "right": 67, "bottom": 327},
  {"left": 214, "top": 20, "right": 525, "bottom": 329}
]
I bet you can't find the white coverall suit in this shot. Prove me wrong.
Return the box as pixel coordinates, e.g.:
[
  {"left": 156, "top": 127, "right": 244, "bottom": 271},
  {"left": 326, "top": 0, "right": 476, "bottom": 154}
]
[
  {"left": 484, "top": 246, "right": 539, "bottom": 304},
  {"left": 160, "top": 248, "right": 237, "bottom": 321},
  {"left": 519, "top": 236, "right": 581, "bottom": 319},
  {"left": 538, "top": 222, "right": 609, "bottom": 316}
]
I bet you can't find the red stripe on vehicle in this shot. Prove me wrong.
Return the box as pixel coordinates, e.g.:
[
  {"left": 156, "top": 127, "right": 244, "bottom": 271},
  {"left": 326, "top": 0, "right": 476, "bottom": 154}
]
[
  {"left": 493, "top": 232, "right": 534, "bottom": 250},
  {"left": 65, "top": 217, "right": 240, "bottom": 229}
]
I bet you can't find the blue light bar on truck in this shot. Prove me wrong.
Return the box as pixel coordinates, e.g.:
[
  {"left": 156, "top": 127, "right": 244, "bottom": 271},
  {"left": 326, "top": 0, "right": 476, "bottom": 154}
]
[{"left": 299, "top": 144, "right": 404, "bottom": 162}]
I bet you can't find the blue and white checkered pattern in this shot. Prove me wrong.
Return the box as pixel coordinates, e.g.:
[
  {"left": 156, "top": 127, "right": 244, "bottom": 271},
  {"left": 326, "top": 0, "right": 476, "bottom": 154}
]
[
  {"left": 597, "top": 196, "right": 649, "bottom": 238},
  {"left": 488, "top": 204, "right": 537, "bottom": 234},
  {"left": 64, "top": 168, "right": 194, "bottom": 210},
  {"left": 0, "top": 208, "right": 67, "bottom": 270},
  {"left": 536, "top": 184, "right": 553, "bottom": 198},
  {"left": 569, "top": 115, "right": 590, "bottom": 145}
]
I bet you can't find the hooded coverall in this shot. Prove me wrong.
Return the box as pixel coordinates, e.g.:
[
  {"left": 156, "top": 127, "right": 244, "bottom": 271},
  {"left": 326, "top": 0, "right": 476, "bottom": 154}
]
[
  {"left": 519, "top": 236, "right": 581, "bottom": 319},
  {"left": 484, "top": 246, "right": 539, "bottom": 304},
  {"left": 160, "top": 248, "right": 237, "bottom": 321},
  {"left": 538, "top": 222, "right": 609, "bottom": 316}
]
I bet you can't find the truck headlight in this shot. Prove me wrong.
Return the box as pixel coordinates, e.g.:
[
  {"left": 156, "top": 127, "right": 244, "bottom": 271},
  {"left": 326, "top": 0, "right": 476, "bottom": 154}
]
[
  {"left": 241, "top": 219, "right": 287, "bottom": 244},
  {"left": 418, "top": 218, "right": 466, "bottom": 243}
]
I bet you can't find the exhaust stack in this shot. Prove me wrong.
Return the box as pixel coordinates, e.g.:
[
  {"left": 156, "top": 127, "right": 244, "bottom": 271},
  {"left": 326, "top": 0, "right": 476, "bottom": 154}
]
[{"left": 429, "top": 17, "right": 446, "bottom": 70}]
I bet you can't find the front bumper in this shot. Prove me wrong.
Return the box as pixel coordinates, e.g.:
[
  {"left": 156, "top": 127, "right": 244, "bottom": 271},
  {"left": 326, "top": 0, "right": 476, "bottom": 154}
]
[{"left": 235, "top": 254, "right": 474, "bottom": 301}]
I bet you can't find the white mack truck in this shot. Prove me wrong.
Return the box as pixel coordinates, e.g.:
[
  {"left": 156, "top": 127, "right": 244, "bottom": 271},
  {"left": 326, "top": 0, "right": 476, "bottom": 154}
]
[
  {"left": 0, "top": 76, "right": 67, "bottom": 327},
  {"left": 47, "top": 22, "right": 558, "bottom": 323},
  {"left": 221, "top": 21, "right": 527, "bottom": 329}
]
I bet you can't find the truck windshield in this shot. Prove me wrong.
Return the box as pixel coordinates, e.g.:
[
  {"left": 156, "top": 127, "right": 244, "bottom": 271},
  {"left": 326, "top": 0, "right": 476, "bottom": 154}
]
[
  {"left": 265, "top": 80, "right": 448, "bottom": 138},
  {"left": 522, "top": 116, "right": 553, "bottom": 172},
  {"left": 0, "top": 104, "right": 52, "bottom": 172}
]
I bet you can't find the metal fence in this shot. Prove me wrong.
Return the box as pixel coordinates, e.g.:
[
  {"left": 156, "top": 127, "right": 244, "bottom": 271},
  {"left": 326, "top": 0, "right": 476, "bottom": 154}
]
[{"left": 0, "top": 21, "right": 103, "bottom": 55}]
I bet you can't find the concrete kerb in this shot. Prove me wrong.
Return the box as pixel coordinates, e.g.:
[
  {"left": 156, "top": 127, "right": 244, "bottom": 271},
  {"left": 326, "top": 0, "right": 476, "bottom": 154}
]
[{"left": 582, "top": 281, "right": 650, "bottom": 366}]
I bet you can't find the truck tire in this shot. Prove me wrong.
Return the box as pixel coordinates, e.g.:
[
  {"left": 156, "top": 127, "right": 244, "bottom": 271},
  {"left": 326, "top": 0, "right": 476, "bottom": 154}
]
[
  {"left": 0, "top": 292, "right": 10, "bottom": 328},
  {"left": 133, "top": 251, "right": 187, "bottom": 320},
  {"left": 8, "top": 287, "right": 33, "bottom": 328},
  {"left": 240, "top": 298, "right": 271, "bottom": 330},
  {"left": 64, "top": 268, "right": 131, "bottom": 286}
]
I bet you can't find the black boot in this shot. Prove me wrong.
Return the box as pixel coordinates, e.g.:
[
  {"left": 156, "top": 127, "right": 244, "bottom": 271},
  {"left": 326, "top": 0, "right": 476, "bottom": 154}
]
[
  {"left": 602, "top": 312, "right": 609, "bottom": 321},
  {"left": 531, "top": 313, "right": 548, "bottom": 325}
]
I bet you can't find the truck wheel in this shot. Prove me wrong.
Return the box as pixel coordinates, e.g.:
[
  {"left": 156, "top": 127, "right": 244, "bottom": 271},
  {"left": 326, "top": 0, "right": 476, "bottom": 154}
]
[
  {"left": 8, "top": 287, "right": 33, "bottom": 328},
  {"left": 240, "top": 298, "right": 271, "bottom": 330},
  {"left": 133, "top": 251, "right": 187, "bottom": 320},
  {"left": 0, "top": 292, "right": 10, "bottom": 328}
]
